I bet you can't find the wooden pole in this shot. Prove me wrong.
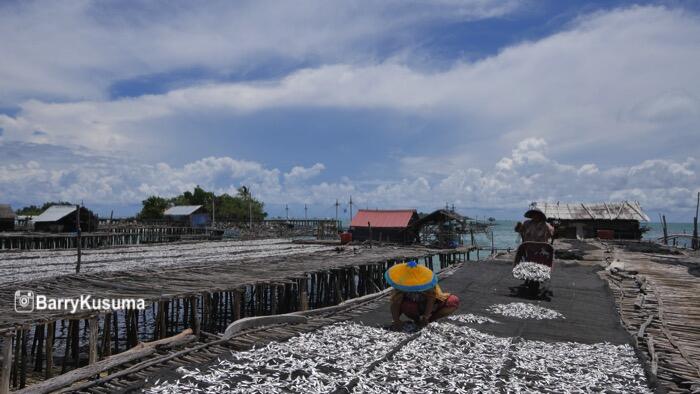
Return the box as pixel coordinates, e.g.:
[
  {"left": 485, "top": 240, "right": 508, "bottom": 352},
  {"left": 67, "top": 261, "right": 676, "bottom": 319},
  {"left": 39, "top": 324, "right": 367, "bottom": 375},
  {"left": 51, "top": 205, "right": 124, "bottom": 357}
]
[
  {"left": 368, "top": 222, "right": 372, "bottom": 248},
  {"left": 88, "top": 317, "right": 98, "bottom": 364},
  {"left": 33, "top": 325, "right": 44, "bottom": 372},
  {"left": 693, "top": 192, "right": 699, "bottom": 250},
  {"left": 101, "top": 314, "right": 111, "bottom": 359},
  {"left": 19, "top": 329, "right": 27, "bottom": 389},
  {"left": 299, "top": 278, "right": 309, "bottom": 311},
  {"left": 1, "top": 332, "right": 13, "bottom": 394},
  {"left": 233, "top": 290, "right": 241, "bottom": 321},
  {"left": 45, "top": 323, "right": 54, "bottom": 379},
  {"left": 75, "top": 205, "right": 82, "bottom": 273},
  {"left": 662, "top": 215, "right": 668, "bottom": 245},
  {"left": 189, "top": 297, "right": 200, "bottom": 337}
]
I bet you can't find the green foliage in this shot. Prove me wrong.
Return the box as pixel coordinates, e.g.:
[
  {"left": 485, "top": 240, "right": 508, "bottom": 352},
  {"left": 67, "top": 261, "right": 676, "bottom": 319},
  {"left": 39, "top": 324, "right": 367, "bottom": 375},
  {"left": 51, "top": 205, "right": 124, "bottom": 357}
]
[
  {"left": 138, "top": 185, "right": 267, "bottom": 221},
  {"left": 139, "top": 196, "right": 171, "bottom": 219},
  {"left": 16, "top": 201, "right": 73, "bottom": 216}
]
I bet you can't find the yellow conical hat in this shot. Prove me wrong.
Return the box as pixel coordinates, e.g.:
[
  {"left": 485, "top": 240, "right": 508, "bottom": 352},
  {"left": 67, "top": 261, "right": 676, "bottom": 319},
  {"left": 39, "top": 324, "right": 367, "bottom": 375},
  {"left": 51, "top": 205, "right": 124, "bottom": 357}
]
[{"left": 384, "top": 261, "right": 437, "bottom": 292}]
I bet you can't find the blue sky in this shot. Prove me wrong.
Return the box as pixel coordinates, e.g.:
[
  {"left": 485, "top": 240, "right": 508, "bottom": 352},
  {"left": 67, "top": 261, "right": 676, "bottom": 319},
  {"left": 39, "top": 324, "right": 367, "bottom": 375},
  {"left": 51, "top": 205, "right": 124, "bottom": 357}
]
[{"left": 1, "top": 0, "right": 699, "bottom": 221}]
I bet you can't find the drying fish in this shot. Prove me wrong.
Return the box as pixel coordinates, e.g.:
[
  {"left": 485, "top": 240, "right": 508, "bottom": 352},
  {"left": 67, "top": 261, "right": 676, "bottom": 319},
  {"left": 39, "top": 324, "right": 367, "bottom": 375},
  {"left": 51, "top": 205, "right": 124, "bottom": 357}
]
[
  {"left": 488, "top": 302, "right": 564, "bottom": 320},
  {"left": 0, "top": 238, "right": 334, "bottom": 284},
  {"left": 447, "top": 313, "right": 498, "bottom": 324},
  {"left": 512, "top": 261, "right": 551, "bottom": 282},
  {"left": 146, "top": 320, "right": 650, "bottom": 393}
]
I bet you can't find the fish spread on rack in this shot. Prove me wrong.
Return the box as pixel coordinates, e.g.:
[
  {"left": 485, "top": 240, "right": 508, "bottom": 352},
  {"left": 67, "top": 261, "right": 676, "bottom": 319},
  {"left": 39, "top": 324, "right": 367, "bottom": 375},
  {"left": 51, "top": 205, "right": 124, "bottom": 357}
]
[{"left": 145, "top": 320, "right": 650, "bottom": 393}]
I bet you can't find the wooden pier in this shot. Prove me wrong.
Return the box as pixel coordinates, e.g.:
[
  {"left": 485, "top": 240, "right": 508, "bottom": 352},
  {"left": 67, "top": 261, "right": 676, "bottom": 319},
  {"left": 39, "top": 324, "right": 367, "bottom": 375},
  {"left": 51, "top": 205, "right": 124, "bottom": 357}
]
[
  {"left": 602, "top": 241, "right": 700, "bottom": 393},
  {"left": 0, "top": 227, "right": 209, "bottom": 251},
  {"left": 0, "top": 244, "right": 472, "bottom": 393}
]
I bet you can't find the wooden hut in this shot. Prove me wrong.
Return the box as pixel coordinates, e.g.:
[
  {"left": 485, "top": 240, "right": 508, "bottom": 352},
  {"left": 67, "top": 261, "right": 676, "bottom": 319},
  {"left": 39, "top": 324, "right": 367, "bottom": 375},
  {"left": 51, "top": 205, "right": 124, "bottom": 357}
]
[
  {"left": 163, "top": 205, "right": 210, "bottom": 228},
  {"left": 412, "top": 209, "right": 469, "bottom": 248},
  {"left": 535, "top": 201, "right": 649, "bottom": 240},
  {"left": 0, "top": 204, "right": 15, "bottom": 231},
  {"left": 349, "top": 209, "right": 419, "bottom": 244},
  {"left": 33, "top": 205, "right": 99, "bottom": 233}
]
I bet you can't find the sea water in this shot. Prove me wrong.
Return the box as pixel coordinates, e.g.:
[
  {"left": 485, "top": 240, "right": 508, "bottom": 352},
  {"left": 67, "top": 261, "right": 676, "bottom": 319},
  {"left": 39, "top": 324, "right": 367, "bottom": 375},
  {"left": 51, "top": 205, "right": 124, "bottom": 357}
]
[{"left": 474, "top": 220, "right": 696, "bottom": 250}]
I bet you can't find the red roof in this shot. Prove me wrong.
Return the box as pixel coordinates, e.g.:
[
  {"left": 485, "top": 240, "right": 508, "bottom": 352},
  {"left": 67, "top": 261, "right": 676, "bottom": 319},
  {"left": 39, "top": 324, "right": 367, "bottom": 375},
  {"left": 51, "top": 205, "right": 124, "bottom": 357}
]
[{"left": 350, "top": 209, "right": 417, "bottom": 228}]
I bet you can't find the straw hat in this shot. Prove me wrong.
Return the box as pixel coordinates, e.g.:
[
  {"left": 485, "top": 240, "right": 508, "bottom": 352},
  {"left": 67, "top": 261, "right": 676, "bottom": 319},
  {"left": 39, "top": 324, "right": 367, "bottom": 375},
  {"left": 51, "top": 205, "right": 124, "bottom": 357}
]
[
  {"left": 524, "top": 208, "right": 546, "bottom": 221},
  {"left": 384, "top": 261, "right": 437, "bottom": 292}
]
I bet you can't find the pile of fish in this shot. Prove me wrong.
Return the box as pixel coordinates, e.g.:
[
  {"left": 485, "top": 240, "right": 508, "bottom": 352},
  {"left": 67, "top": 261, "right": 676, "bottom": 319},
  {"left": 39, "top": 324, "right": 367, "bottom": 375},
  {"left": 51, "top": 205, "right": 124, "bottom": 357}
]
[
  {"left": 354, "top": 322, "right": 512, "bottom": 392},
  {"left": 146, "top": 320, "right": 651, "bottom": 393},
  {"left": 488, "top": 302, "right": 564, "bottom": 320},
  {"left": 509, "top": 339, "right": 650, "bottom": 392},
  {"left": 144, "top": 322, "right": 407, "bottom": 394},
  {"left": 512, "top": 261, "right": 551, "bottom": 282},
  {"left": 447, "top": 313, "right": 498, "bottom": 324}
]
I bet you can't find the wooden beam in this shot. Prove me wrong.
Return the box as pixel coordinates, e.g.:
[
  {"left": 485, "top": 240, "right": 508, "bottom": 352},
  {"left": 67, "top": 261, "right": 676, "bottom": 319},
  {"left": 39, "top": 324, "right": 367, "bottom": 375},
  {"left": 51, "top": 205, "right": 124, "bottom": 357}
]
[{"left": 580, "top": 203, "right": 596, "bottom": 220}]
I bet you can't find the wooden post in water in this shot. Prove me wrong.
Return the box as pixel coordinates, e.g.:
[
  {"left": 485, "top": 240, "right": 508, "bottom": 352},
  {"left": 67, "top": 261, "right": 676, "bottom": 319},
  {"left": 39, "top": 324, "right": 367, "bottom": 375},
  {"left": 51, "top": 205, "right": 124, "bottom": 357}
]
[
  {"left": 75, "top": 205, "right": 82, "bottom": 273},
  {"left": 19, "top": 328, "right": 27, "bottom": 388},
  {"left": 88, "top": 317, "right": 98, "bottom": 364},
  {"left": 45, "top": 323, "right": 54, "bottom": 379},
  {"left": 1, "top": 332, "right": 13, "bottom": 394},
  {"left": 662, "top": 215, "right": 668, "bottom": 245},
  {"left": 299, "top": 278, "right": 309, "bottom": 311},
  {"left": 693, "top": 192, "right": 699, "bottom": 250},
  {"left": 233, "top": 290, "right": 242, "bottom": 321},
  {"left": 101, "top": 314, "right": 111, "bottom": 359},
  {"left": 189, "top": 297, "right": 200, "bottom": 337}
]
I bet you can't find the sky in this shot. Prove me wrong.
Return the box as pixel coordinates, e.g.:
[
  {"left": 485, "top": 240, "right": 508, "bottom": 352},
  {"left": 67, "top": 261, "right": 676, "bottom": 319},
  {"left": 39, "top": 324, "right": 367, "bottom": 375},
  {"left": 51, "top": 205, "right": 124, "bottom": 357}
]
[{"left": 1, "top": 0, "right": 699, "bottom": 221}]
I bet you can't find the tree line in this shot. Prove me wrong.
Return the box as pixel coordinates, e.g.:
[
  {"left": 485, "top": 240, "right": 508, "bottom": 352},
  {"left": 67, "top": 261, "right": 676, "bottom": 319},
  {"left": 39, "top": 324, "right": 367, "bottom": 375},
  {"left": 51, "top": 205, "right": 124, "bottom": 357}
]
[{"left": 139, "top": 186, "right": 267, "bottom": 221}]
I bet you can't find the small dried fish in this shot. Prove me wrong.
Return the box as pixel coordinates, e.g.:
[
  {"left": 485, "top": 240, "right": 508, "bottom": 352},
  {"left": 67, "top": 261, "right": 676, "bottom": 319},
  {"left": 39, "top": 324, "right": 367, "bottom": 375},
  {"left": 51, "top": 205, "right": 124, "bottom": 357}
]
[
  {"left": 146, "top": 320, "right": 651, "bottom": 393},
  {"left": 488, "top": 302, "right": 564, "bottom": 320},
  {"left": 512, "top": 262, "right": 551, "bottom": 282},
  {"left": 447, "top": 313, "right": 498, "bottom": 324}
]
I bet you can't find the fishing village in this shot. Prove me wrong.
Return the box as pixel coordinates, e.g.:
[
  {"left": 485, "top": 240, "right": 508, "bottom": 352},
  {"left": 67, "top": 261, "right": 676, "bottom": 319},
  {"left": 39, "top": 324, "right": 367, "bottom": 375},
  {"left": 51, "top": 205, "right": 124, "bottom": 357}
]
[
  {"left": 0, "top": 195, "right": 698, "bottom": 393},
  {"left": 2, "top": 1, "right": 700, "bottom": 393}
]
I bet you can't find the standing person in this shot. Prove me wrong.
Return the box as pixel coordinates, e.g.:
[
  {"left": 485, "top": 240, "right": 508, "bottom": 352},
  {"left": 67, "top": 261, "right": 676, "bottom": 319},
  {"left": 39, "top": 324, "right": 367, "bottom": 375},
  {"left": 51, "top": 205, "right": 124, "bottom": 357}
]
[
  {"left": 514, "top": 208, "right": 554, "bottom": 243},
  {"left": 514, "top": 207, "right": 555, "bottom": 268},
  {"left": 385, "top": 261, "right": 460, "bottom": 330}
]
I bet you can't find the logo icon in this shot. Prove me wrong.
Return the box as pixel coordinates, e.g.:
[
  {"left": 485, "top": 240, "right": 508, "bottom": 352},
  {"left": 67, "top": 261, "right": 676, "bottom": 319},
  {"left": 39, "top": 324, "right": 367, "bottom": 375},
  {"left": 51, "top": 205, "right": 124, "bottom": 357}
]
[{"left": 14, "top": 290, "right": 35, "bottom": 313}]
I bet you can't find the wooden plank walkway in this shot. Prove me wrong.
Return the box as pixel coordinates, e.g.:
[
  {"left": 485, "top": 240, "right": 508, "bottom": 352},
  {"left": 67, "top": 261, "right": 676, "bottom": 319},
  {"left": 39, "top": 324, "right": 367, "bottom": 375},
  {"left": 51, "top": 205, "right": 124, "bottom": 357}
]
[{"left": 603, "top": 241, "right": 700, "bottom": 393}]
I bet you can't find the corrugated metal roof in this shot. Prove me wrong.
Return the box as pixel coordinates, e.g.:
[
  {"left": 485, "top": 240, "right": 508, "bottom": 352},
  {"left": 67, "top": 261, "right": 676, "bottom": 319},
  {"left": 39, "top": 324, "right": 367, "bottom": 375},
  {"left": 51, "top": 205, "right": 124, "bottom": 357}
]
[
  {"left": 534, "top": 201, "right": 650, "bottom": 222},
  {"left": 350, "top": 209, "right": 417, "bottom": 228},
  {"left": 34, "top": 205, "right": 77, "bottom": 222},
  {"left": 164, "top": 205, "right": 203, "bottom": 216},
  {"left": 0, "top": 204, "right": 15, "bottom": 219}
]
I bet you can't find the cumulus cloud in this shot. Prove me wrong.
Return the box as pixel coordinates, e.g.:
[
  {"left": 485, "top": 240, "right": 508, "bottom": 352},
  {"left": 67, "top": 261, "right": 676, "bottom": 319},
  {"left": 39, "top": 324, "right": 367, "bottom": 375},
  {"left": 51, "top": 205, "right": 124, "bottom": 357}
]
[
  {"left": 284, "top": 163, "right": 325, "bottom": 184},
  {"left": 1, "top": 139, "right": 698, "bottom": 219}
]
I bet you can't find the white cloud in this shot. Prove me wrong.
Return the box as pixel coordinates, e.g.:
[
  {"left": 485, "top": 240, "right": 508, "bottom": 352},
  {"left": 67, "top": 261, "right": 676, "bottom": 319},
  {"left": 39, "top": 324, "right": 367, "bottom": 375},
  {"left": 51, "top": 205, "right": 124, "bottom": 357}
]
[
  {"left": 1, "top": 5, "right": 699, "bottom": 220},
  {"left": 2, "top": 139, "right": 698, "bottom": 219},
  {"left": 2, "top": 6, "right": 699, "bottom": 165},
  {"left": 284, "top": 163, "right": 325, "bottom": 183},
  {"left": 0, "top": 0, "right": 520, "bottom": 104}
]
